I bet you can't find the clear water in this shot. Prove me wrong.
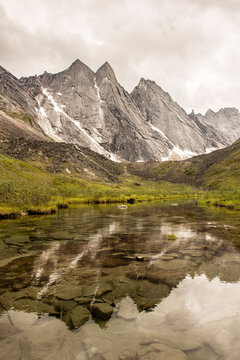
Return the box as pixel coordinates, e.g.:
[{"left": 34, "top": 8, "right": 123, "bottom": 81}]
[{"left": 0, "top": 202, "right": 240, "bottom": 360}]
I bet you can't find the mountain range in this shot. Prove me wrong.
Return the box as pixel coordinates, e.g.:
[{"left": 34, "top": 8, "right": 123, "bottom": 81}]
[{"left": 0, "top": 59, "right": 240, "bottom": 162}]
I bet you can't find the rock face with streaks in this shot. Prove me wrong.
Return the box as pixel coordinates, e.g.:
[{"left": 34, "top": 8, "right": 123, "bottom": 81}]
[
  {"left": 189, "top": 108, "right": 240, "bottom": 147},
  {"left": 131, "top": 78, "right": 222, "bottom": 159},
  {"left": 0, "top": 66, "right": 38, "bottom": 118},
  {"left": 0, "top": 59, "right": 240, "bottom": 162},
  {"left": 21, "top": 60, "right": 173, "bottom": 161}
]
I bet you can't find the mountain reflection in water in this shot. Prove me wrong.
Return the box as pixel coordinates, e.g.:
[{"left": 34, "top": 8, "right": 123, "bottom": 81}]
[{"left": 0, "top": 202, "right": 240, "bottom": 360}]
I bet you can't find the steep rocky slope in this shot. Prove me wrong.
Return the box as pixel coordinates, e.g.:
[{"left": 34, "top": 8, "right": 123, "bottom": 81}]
[
  {"left": 131, "top": 79, "right": 221, "bottom": 159},
  {"left": 20, "top": 59, "right": 238, "bottom": 162},
  {"left": 0, "top": 64, "right": 122, "bottom": 183},
  {"left": 0, "top": 66, "right": 38, "bottom": 118},
  {"left": 0, "top": 66, "right": 48, "bottom": 141},
  {"left": 0, "top": 137, "right": 122, "bottom": 182},
  {"left": 21, "top": 60, "right": 173, "bottom": 162},
  {"left": 0, "top": 110, "right": 47, "bottom": 141},
  {"left": 190, "top": 108, "right": 240, "bottom": 147},
  {"left": 127, "top": 138, "right": 240, "bottom": 189},
  {"left": 1, "top": 60, "right": 240, "bottom": 162}
]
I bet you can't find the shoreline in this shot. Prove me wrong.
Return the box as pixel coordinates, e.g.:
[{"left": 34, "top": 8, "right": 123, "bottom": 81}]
[{"left": 1, "top": 194, "right": 238, "bottom": 221}]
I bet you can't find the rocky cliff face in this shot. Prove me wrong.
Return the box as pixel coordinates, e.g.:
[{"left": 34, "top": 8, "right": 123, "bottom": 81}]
[
  {"left": 0, "top": 66, "right": 38, "bottom": 118},
  {"left": 1, "top": 60, "right": 239, "bottom": 162},
  {"left": 131, "top": 79, "right": 222, "bottom": 159},
  {"left": 190, "top": 108, "right": 240, "bottom": 147},
  {"left": 20, "top": 60, "right": 174, "bottom": 162},
  {"left": 0, "top": 66, "right": 48, "bottom": 141}
]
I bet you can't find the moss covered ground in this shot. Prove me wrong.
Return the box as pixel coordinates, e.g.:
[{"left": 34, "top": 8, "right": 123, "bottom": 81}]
[
  {"left": 1, "top": 134, "right": 240, "bottom": 219},
  {"left": 0, "top": 153, "right": 199, "bottom": 218}
]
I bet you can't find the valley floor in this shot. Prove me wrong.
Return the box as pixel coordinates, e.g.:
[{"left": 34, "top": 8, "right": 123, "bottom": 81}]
[
  {"left": 0, "top": 153, "right": 197, "bottom": 218},
  {"left": 0, "top": 153, "right": 239, "bottom": 219}
]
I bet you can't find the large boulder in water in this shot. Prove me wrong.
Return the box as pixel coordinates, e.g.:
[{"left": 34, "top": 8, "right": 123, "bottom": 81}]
[
  {"left": 91, "top": 303, "right": 114, "bottom": 320},
  {"left": 69, "top": 305, "right": 91, "bottom": 328}
]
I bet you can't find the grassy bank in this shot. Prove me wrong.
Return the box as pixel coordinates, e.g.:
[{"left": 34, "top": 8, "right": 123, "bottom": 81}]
[
  {"left": 199, "top": 145, "right": 240, "bottom": 211},
  {"left": 198, "top": 191, "right": 240, "bottom": 211},
  {"left": 1, "top": 151, "right": 239, "bottom": 219},
  {"left": 127, "top": 139, "right": 240, "bottom": 212},
  {"left": 0, "top": 154, "right": 199, "bottom": 218}
]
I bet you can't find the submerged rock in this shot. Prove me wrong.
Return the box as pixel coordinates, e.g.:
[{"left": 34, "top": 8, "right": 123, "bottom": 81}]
[
  {"left": 127, "top": 259, "right": 192, "bottom": 287},
  {"left": 137, "top": 343, "right": 187, "bottom": 360},
  {"left": 91, "top": 303, "right": 114, "bottom": 320},
  {"left": 136, "top": 281, "right": 170, "bottom": 309},
  {"left": 12, "top": 298, "right": 58, "bottom": 315},
  {"left": 69, "top": 306, "right": 91, "bottom": 328},
  {"left": 4, "top": 235, "right": 30, "bottom": 246},
  {"left": 74, "top": 297, "right": 93, "bottom": 305},
  {"left": 82, "top": 282, "right": 112, "bottom": 298},
  {"left": 56, "top": 286, "right": 82, "bottom": 300},
  {"left": 57, "top": 300, "right": 77, "bottom": 313}
]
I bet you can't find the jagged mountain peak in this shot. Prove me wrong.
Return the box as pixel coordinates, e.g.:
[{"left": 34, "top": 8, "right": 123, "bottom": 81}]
[
  {"left": 205, "top": 107, "right": 240, "bottom": 118},
  {"left": 131, "top": 75, "right": 219, "bottom": 155},
  {"left": 96, "top": 61, "right": 116, "bottom": 82},
  {"left": 192, "top": 106, "right": 240, "bottom": 147},
  {"left": 138, "top": 78, "right": 156, "bottom": 87},
  {"left": 139, "top": 77, "right": 147, "bottom": 84},
  {"left": 70, "top": 58, "right": 86, "bottom": 68},
  {"left": 134, "top": 78, "right": 171, "bottom": 99},
  {"left": 132, "top": 78, "right": 176, "bottom": 111},
  {"left": 219, "top": 107, "right": 239, "bottom": 115},
  {"left": 205, "top": 108, "right": 215, "bottom": 117},
  {"left": 137, "top": 78, "right": 150, "bottom": 89},
  {"left": 2, "top": 59, "right": 240, "bottom": 163},
  {"left": 66, "top": 58, "right": 94, "bottom": 76}
]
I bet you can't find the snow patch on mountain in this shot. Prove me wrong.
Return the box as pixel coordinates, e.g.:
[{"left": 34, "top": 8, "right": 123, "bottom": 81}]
[
  {"left": 150, "top": 123, "right": 170, "bottom": 142},
  {"left": 205, "top": 147, "right": 217, "bottom": 154},
  {"left": 150, "top": 123, "right": 197, "bottom": 160},
  {"left": 36, "top": 98, "right": 62, "bottom": 142},
  {"left": 39, "top": 106, "right": 47, "bottom": 118},
  {"left": 94, "top": 78, "right": 104, "bottom": 121},
  {"left": 161, "top": 147, "right": 198, "bottom": 161},
  {"left": 41, "top": 87, "right": 121, "bottom": 162}
]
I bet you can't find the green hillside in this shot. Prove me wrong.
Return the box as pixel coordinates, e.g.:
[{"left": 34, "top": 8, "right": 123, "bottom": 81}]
[
  {"left": 0, "top": 153, "right": 197, "bottom": 218},
  {"left": 127, "top": 138, "right": 240, "bottom": 210},
  {"left": 0, "top": 134, "right": 240, "bottom": 218}
]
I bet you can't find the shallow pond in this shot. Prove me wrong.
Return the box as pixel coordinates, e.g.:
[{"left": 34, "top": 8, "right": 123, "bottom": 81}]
[{"left": 0, "top": 201, "right": 240, "bottom": 360}]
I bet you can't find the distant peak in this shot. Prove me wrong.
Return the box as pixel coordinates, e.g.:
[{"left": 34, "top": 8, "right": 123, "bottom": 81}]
[
  {"left": 96, "top": 61, "right": 116, "bottom": 81},
  {"left": 101, "top": 61, "right": 113, "bottom": 72},
  {"left": 205, "top": 108, "right": 215, "bottom": 117},
  {"left": 66, "top": 59, "right": 94, "bottom": 75},
  {"left": 138, "top": 78, "right": 156, "bottom": 87},
  {"left": 138, "top": 77, "right": 148, "bottom": 86},
  {"left": 69, "top": 59, "right": 86, "bottom": 68},
  {"left": 71, "top": 59, "right": 82, "bottom": 66},
  {"left": 219, "top": 107, "right": 239, "bottom": 113}
]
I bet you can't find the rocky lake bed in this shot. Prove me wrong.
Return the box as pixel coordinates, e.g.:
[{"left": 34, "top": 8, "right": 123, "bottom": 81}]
[{"left": 0, "top": 202, "right": 240, "bottom": 359}]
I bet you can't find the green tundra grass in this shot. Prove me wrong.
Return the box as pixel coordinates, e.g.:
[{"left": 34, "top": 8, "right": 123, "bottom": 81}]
[
  {"left": 1, "top": 134, "right": 240, "bottom": 218},
  {"left": 0, "top": 153, "right": 198, "bottom": 218}
]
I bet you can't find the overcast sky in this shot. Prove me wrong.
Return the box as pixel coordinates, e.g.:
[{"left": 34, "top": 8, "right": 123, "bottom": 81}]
[{"left": 0, "top": 0, "right": 240, "bottom": 114}]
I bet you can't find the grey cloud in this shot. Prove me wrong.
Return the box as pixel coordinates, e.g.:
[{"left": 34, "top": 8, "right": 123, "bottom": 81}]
[{"left": 0, "top": 0, "right": 240, "bottom": 113}]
